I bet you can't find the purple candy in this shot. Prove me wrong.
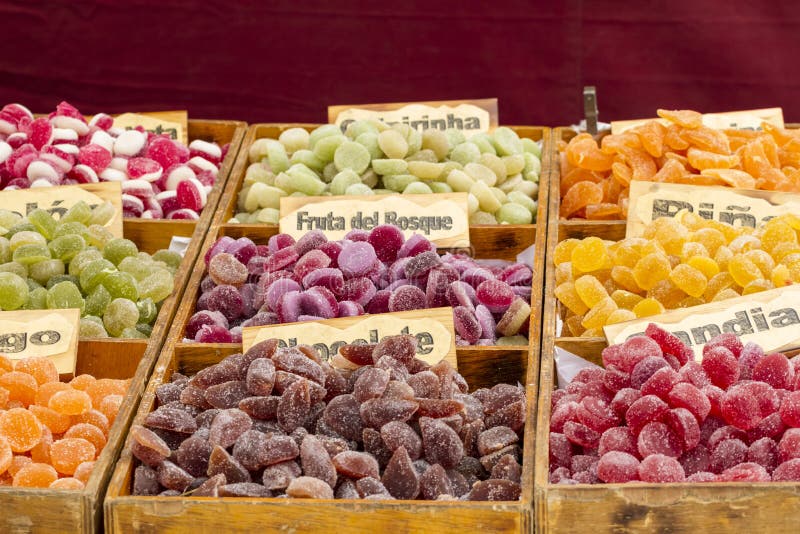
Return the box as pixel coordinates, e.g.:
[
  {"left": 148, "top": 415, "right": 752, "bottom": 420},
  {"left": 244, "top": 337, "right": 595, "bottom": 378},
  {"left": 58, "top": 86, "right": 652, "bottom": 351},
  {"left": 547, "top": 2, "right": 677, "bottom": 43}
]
[
  {"left": 475, "top": 305, "right": 496, "bottom": 339},
  {"left": 276, "top": 290, "right": 304, "bottom": 323},
  {"left": 368, "top": 225, "right": 404, "bottom": 263},
  {"left": 186, "top": 310, "right": 229, "bottom": 339},
  {"left": 303, "top": 286, "right": 339, "bottom": 319},
  {"left": 338, "top": 301, "right": 364, "bottom": 317},
  {"left": 205, "top": 236, "right": 235, "bottom": 265},
  {"left": 226, "top": 237, "right": 257, "bottom": 265},
  {"left": 476, "top": 280, "right": 514, "bottom": 313},
  {"left": 345, "top": 229, "right": 370, "bottom": 242},
  {"left": 339, "top": 241, "right": 378, "bottom": 279},
  {"left": 268, "top": 234, "right": 295, "bottom": 253},
  {"left": 388, "top": 285, "right": 426, "bottom": 312},
  {"left": 195, "top": 324, "right": 234, "bottom": 343},
  {"left": 398, "top": 234, "right": 434, "bottom": 258},
  {"left": 338, "top": 277, "right": 376, "bottom": 306},
  {"left": 302, "top": 268, "right": 344, "bottom": 294},
  {"left": 447, "top": 281, "right": 477, "bottom": 311},
  {"left": 266, "top": 279, "right": 302, "bottom": 313},
  {"left": 206, "top": 285, "right": 245, "bottom": 320},
  {"left": 365, "top": 289, "right": 391, "bottom": 314}
]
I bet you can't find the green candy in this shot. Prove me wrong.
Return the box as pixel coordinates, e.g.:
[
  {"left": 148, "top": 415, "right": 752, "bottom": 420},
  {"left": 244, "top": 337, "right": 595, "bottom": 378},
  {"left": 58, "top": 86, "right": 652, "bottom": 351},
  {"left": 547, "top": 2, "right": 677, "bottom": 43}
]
[
  {"left": 496, "top": 202, "right": 533, "bottom": 225},
  {"left": 85, "top": 284, "right": 112, "bottom": 317},
  {"left": 29, "top": 259, "right": 65, "bottom": 285},
  {"left": 79, "top": 317, "right": 108, "bottom": 338},
  {"left": 46, "top": 281, "right": 85, "bottom": 313},
  {"left": 103, "top": 298, "right": 139, "bottom": 337},
  {"left": 28, "top": 209, "right": 58, "bottom": 239},
  {"left": 120, "top": 326, "right": 148, "bottom": 339},
  {"left": 85, "top": 225, "right": 114, "bottom": 249},
  {"left": 334, "top": 141, "right": 371, "bottom": 174},
  {"left": 102, "top": 271, "right": 139, "bottom": 301},
  {"left": 13, "top": 244, "right": 51, "bottom": 265},
  {"left": 79, "top": 259, "right": 116, "bottom": 292},
  {"left": 89, "top": 202, "right": 116, "bottom": 226},
  {"left": 0, "top": 261, "right": 27, "bottom": 278},
  {"left": 103, "top": 238, "right": 138, "bottom": 265},
  {"left": 137, "top": 298, "right": 158, "bottom": 324},
  {"left": 0, "top": 272, "right": 29, "bottom": 310},
  {"left": 138, "top": 269, "right": 174, "bottom": 303},
  {"left": 492, "top": 127, "right": 523, "bottom": 156},
  {"left": 53, "top": 221, "right": 88, "bottom": 239},
  {"left": 68, "top": 249, "right": 103, "bottom": 277},
  {"left": 46, "top": 274, "right": 80, "bottom": 289},
  {"left": 61, "top": 201, "right": 93, "bottom": 225},
  {"left": 152, "top": 250, "right": 182, "bottom": 272},
  {"left": 49, "top": 234, "right": 86, "bottom": 262},
  {"left": 23, "top": 287, "right": 48, "bottom": 310}
]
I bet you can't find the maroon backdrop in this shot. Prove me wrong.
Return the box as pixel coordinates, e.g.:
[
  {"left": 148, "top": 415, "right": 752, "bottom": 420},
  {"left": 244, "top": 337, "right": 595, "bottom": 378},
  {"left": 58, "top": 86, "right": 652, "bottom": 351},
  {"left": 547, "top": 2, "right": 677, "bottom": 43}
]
[{"left": 2, "top": 0, "right": 800, "bottom": 125}]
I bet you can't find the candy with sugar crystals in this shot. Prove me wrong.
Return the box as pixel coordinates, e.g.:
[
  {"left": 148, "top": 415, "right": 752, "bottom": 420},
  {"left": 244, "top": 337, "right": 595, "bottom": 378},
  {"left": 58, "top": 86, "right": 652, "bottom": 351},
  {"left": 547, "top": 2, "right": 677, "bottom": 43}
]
[
  {"left": 177, "top": 178, "right": 207, "bottom": 211},
  {"left": 78, "top": 144, "right": 111, "bottom": 173},
  {"left": 113, "top": 130, "right": 146, "bottom": 157}
]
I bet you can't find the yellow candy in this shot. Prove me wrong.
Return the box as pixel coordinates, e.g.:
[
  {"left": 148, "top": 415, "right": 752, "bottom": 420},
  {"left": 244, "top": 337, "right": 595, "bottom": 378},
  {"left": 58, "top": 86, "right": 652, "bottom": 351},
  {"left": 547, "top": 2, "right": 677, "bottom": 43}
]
[
  {"left": 611, "top": 266, "right": 641, "bottom": 293},
  {"left": 571, "top": 237, "right": 609, "bottom": 273},
  {"left": 743, "top": 249, "right": 775, "bottom": 277},
  {"left": 610, "top": 289, "right": 643, "bottom": 310},
  {"left": 652, "top": 217, "right": 689, "bottom": 256},
  {"left": 681, "top": 242, "right": 709, "bottom": 261},
  {"left": 704, "top": 272, "right": 735, "bottom": 301},
  {"left": 691, "top": 228, "right": 726, "bottom": 256},
  {"left": 771, "top": 264, "right": 792, "bottom": 287},
  {"left": 647, "top": 279, "right": 687, "bottom": 309},
  {"left": 714, "top": 246, "right": 733, "bottom": 271},
  {"left": 742, "top": 279, "right": 774, "bottom": 295},
  {"left": 678, "top": 296, "right": 704, "bottom": 308},
  {"left": 669, "top": 264, "right": 707, "bottom": 298},
  {"left": 554, "top": 282, "right": 589, "bottom": 315},
  {"left": 581, "top": 328, "right": 604, "bottom": 338},
  {"left": 633, "top": 253, "right": 672, "bottom": 291},
  {"left": 609, "top": 242, "right": 640, "bottom": 268},
  {"left": 555, "top": 262, "right": 574, "bottom": 285},
  {"left": 554, "top": 239, "right": 580, "bottom": 265},
  {"left": 606, "top": 309, "right": 637, "bottom": 325},
  {"left": 563, "top": 315, "right": 585, "bottom": 336},
  {"left": 686, "top": 255, "right": 720, "bottom": 279},
  {"left": 761, "top": 220, "right": 797, "bottom": 254},
  {"left": 574, "top": 275, "right": 609, "bottom": 308},
  {"left": 632, "top": 298, "right": 665, "bottom": 318},
  {"left": 582, "top": 297, "right": 618, "bottom": 329},
  {"left": 770, "top": 242, "right": 800, "bottom": 262},
  {"left": 728, "top": 254, "right": 763, "bottom": 287},
  {"left": 712, "top": 288, "right": 741, "bottom": 302}
]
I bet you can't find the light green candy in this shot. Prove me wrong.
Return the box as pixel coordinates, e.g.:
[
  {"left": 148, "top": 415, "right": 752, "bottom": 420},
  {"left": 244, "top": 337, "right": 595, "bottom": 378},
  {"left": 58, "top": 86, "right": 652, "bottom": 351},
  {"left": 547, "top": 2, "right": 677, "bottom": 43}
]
[
  {"left": 137, "top": 298, "right": 158, "bottom": 324},
  {"left": 49, "top": 234, "right": 86, "bottom": 262},
  {"left": 0, "top": 272, "right": 29, "bottom": 309},
  {"left": 308, "top": 124, "right": 342, "bottom": 149},
  {"left": 103, "top": 298, "right": 139, "bottom": 337},
  {"left": 344, "top": 120, "right": 379, "bottom": 140},
  {"left": 464, "top": 162, "right": 497, "bottom": 187},
  {"left": 524, "top": 152, "right": 541, "bottom": 176},
  {"left": 103, "top": 271, "right": 139, "bottom": 301},
  {"left": 470, "top": 181, "right": 502, "bottom": 213},
  {"left": 492, "top": 127, "right": 523, "bottom": 156},
  {"left": 402, "top": 182, "right": 433, "bottom": 195},
  {"left": 79, "top": 259, "right": 115, "bottom": 292},
  {"left": 515, "top": 181, "right": 539, "bottom": 198},
  {"left": 344, "top": 183, "right": 374, "bottom": 196},
  {"left": 243, "top": 182, "right": 284, "bottom": 211},
  {"left": 371, "top": 159, "right": 407, "bottom": 176},
  {"left": 330, "top": 170, "right": 362, "bottom": 196},
  {"left": 13, "top": 244, "right": 51, "bottom": 265},
  {"left": 491, "top": 187, "right": 507, "bottom": 204},
  {"left": 289, "top": 150, "right": 326, "bottom": 172},
  {"left": 496, "top": 203, "right": 533, "bottom": 224},
  {"left": 499, "top": 174, "right": 524, "bottom": 194},
  {"left": 503, "top": 154, "right": 526, "bottom": 175},
  {"left": 322, "top": 163, "right": 338, "bottom": 183},
  {"left": 406, "top": 149, "right": 438, "bottom": 163},
  {"left": 26, "top": 278, "right": 42, "bottom": 291},
  {"left": 355, "top": 132, "right": 383, "bottom": 161},
  {"left": 421, "top": 129, "right": 450, "bottom": 160},
  {"left": 7, "top": 222, "right": 36, "bottom": 237},
  {"left": 47, "top": 281, "right": 84, "bottom": 313},
  {"left": 361, "top": 170, "right": 379, "bottom": 189},
  {"left": 497, "top": 335, "right": 529, "bottom": 346},
  {"left": 248, "top": 138, "right": 272, "bottom": 163},
  {"left": 46, "top": 274, "right": 79, "bottom": 289},
  {"left": 312, "top": 134, "right": 346, "bottom": 162},
  {"left": 467, "top": 193, "right": 479, "bottom": 215},
  {"left": 264, "top": 139, "right": 290, "bottom": 173},
  {"left": 116, "top": 256, "right": 152, "bottom": 282},
  {"left": 244, "top": 163, "right": 274, "bottom": 186},
  {"left": 0, "top": 209, "right": 21, "bottom": 231},
  {"left": 334, "top": 141, "right": 371, "bottom": 174},
  {"left": 0, "top": 237, "right": 9, "bottom": 263},
  {"left": 383, "top": 174, "right": 418, "bottom": 193},
  {"left": 522, "top": 137, "right": 542, "bottom": 157},
  {"left": 85, "top": 225, "right": 114, "bottom": 249},
  {"left": 10, "top": 230, "right": 46, "bottom": 251},
  {"left": 28, "top": 209, "right": 57, "bottom": 240},
  {"left": 377, "top": 129, "right": 408, "bottom": 159},
  {"left": 79, "top": 317, "right": 108, "bottom": 338},
  {"left": 29, "top": 259, "right": 64, "bottom": 285},
  {"left": 508, "top": 191, "right": 538, "bottom": 214},
  {"left": 446, "top": 169, "right": 475, "bottom": 193},
  {"left": 53, "top": 222, "right": 88, "bottom": 239},
  {"left": 135, "top": 323, "right": 154, "bottom": 337},
  {"left": 152, "top": 250, "right": 182, "bottom": 271},
  {"left": 68, "top": 248, "right": 102, "bottom": 277},
  {"left": 281, "top": 165, "right": 326, "bottom": 196},
  {"left": 89, "top": 202, "right": 115, "bottom": 226},
  {"left": 0, "top": 261, "right": 26, "bottom": 278},
  {"left": 469, "top": 134, "right": 497, "bottom": 155},
  {"left": 256, "top": 208, "right": 280, "bottom": 224},
  {"left": 445, "top": 128, "right": 466, "bottom": 148},
  {"left": 103, "top": 238, "right": 138, "bottom": 265},
  {"left": 449, "top": 142, "right": 481, "bottom": 166},
  {"left": 395, "top": 124, "right": 422, "bottom": 156},
  {"left": 429, "top": 182, "right": 453, "bottom": 194},
  {"left": 139, "top": 269, "right": 174, "bottom": 303},
  {"left": 85, "top": 284, "right": 112, "bottom": 316},
  {"left": 469, "top": 211, "right": 497, "bottom": 225},
  {"left": 407, "top": 161, "right": 445, "bottom": 181},
  {"left": 278, "top": 128, "right": 310, "bottom": 154},
  {"left": 120, "top": 327, "right": 148, "bottom": 339},
  {"left": 62, "top": 201, "right": 92, "bottom": 225},
  {"left": 24, "top": 287, "right": 47, "bottom": 310},
  {"left": 479, "top": 153, "right": 507, "bottom": 184}
]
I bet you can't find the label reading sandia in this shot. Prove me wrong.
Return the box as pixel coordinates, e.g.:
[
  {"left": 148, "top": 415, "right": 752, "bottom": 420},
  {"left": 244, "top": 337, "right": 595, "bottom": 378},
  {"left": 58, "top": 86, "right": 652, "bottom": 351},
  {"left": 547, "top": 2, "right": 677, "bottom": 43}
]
[
  {"left": 603, "top": 285, "right": 800, "bottom": 360},
  {"left": 328, "top": 98, "right": 498, "bottom": 136},
  {"left": 279, "top": 193, "right": 470, "bottom": 247},
  {"left": 0, "top": 309, "right": 80, "bottom": 375},
  {"left": 242, "top": 307, "right": 458, "bottom": 368}
]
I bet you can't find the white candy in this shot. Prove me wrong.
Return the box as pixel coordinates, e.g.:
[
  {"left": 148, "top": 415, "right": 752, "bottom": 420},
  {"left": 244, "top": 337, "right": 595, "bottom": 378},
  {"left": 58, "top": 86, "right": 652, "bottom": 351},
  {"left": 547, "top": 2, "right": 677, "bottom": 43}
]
[
  {"left": 114, "top": 130, "right": 146, "bottom": 157},
  {"left": 39, "top": 152, "right": 72, "bottom": 172},
  {"left": 52, "top": 128, "right": 79, "bottom": 143},
  {"left": 203, "top": 185, "right": 213, "bottom": 195},
  {"left": 0, "top": 119, "right": 15, "bottom": 135},
  {"left": 141, "top": 210, "right": 154, "bottom": 219},
  {"left": 122, "top": 179, "right": 155, "bottom": 197},
  {"left": 52, "top": 143, "right": 79, "bottom": 155},
  {"left": 121, "top": 194, "right": 145, "bottom": 212},
  {"left": 155, "top": 190, "right": 177, "bottom": 203},
  {"left": 89, "top": 113, "right": 112, "bottom": 127},
  {"left": 73, "top": 164, "right": 99, "bottom": 183},
  {"left": 109, "top": 157, "right": 129, "bottom": 172},
  {"left": 189, "top": 139, "right": 222, "bottom": 159},
  {"left": 108, "top": 127, "right": 124, "bottom": 136},
  {"left": 52, "top": 115, "right": 89, "bottom": 135},
  {"left": 90, "top": 130, "right": 115, "bottom": 151},
  {"left": 0, "top": 141, "right": 11, "bottom": 164},
  {"left": 13, "top": 103, "right": 33, "bottom": 118},
  {"left": 100, "top": 168, "right": 128, "bottom": 182},
  {"left": 27, "top": 160, "right": 59, "bottom": 181},
  {"left": 165, "top": 165, "right": 196, "bottom": 190},
  {"left": 30, "top": 178, "right": 54, "bottom": 188},
  {"left": 187, "top": 156, "right": 219, "bottom": 176},
  {"left": 7, "top": 132, "right": 27, "bottom": 145}
]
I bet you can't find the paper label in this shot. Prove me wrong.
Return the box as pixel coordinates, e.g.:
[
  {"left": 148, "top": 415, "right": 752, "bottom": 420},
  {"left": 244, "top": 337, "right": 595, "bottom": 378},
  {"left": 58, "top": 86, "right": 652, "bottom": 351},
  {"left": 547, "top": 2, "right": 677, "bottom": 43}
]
[
  {"left": 113, "top": 111, "right": 188, "bottom": 145},
  {"left": 626, "top": 181, "right": 800, "bottom": 238},
  {"left": 279, "top": 193, "right": 470, "bottom": 247},
  {"left": 603, "top": 285, "right": 800, "bottom": 359},
  {"left": 0, "top": 309, "right": 80, "bottom": 374},
  {"left": 0, "top": 182, "right": 123, "bottom": 237},
  {"left": 611, "top": 107, "right": 784, "bottom": 135},
  {"left": 242, "top": 308, "right": 457, "bottom": 368},
  {"left": 328, "top": 99, "right": 498, "bottom": 136}
]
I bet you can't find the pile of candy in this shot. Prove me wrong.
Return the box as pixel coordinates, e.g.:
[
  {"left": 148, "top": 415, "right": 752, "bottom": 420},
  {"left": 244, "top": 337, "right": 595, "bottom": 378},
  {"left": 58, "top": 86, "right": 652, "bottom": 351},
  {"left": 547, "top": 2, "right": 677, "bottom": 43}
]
[
  {"left": 549, "top": 326, "right": 800, "bottom": 483},
  {"left": 186, "top": 226, "right": 532, "bottom": 346},
  {"left": 0, "top": 102, "right": 226, "bottom": 219},
  {"left": 234, "top": 123, "right": 541, "bottom": 225},
  {"left": 554, "top": 212, "right": 800, "bottom": 336},
  {"left": 131, "top": 335, "right": 524, "bottom": 500},
  {"left": 0, "top": 355, "right": 129, "bottom": 488},
  {"left": 0, "top": 206, "right": 178, "bottom": 338},
  {"left": 558, "top": 109, "right": 800, "bottom": 220}
]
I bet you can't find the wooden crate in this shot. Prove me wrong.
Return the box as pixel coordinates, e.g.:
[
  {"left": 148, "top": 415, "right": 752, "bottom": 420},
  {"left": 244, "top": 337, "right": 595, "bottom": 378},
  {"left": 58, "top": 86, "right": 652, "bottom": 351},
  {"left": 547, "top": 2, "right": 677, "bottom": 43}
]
[
  {"left": 103, "top": 143, "right": 552, "bottom": 533},
  {"left": 534, "top": 127, "right": 800, "bottom": 533}
]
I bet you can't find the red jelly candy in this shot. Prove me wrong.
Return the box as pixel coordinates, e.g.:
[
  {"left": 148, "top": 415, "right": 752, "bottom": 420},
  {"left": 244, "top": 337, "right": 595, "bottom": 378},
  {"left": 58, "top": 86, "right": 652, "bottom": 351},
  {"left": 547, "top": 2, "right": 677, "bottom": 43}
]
[
  {"left": 598, "top": 426, "right": 637, "bottom": 457},
  {"left": 703, "top": 333, "right": 743, "bottom": 359},
  {"left": 753, "top": 352, "right": 793, "bottom": 390},
  {"left": 780, "top": 391, "right": 800, "bottom": 427},
  {"left": 597, "top": 451, "right": 640, "bottom": 483},
  {"left": 667, "top": 382, "right": 711, "bottom": 423},
  {"left": 701, "top": 346, "right": 739, "bottom": 389},
  {"left": 637, "top": 421, "right": 683, "bottom": 458},
  {"left": 78, "top": 144, "right": 112, "bottom": 173},
  {"left": 625, "top": 395, "right": 669, "bottom": 435},
  {"left": 663, "top": 408, "right": 701, "bottom": 451},
  {"left": 645, "top": 324, "right": 692, "bottom": 367},
  {"left": 640, "top": 367, "right": 683, "bottom": 400},
  {"left": 638, "top": 454, "right": 685, "bottom": 482}
]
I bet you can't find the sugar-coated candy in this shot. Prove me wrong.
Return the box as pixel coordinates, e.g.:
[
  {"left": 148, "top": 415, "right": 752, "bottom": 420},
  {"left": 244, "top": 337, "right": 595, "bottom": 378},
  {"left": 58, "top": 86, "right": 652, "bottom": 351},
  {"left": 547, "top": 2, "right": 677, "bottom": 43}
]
[
  {"left": 134, "top": 336, "right": 526, "bottom": 500},
  {"left": 550, "top": 326, "right": 800, "bottom": 485}
]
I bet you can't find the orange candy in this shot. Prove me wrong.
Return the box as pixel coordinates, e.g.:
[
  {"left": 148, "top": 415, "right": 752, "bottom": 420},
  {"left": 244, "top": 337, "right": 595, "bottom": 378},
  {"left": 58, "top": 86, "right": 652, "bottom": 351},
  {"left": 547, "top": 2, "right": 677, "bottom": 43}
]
[
  {"left": 0, "top": 372, "right": 38, "bottom": 407},
  {"left": 73, "top": 461, "right": 95, "bottom": 484},
  {"left": 0, "top": 436, "right": 11, "bottom": 475},
  {"left": 72, "top": 409, "right": 110, "bottom": 435},
  {"left": 35, "top": 381, "right": 71, "bottom": 406},
  {"left": 49, "top": 389, "right": 92, "bottom": 416},
  {"left": 14, "top": 357, "right": 59, "bottom": 386},
  {"left": 0, "top": 407, "right": 43, "bottom": 452},
  {"left": 86, "top": 379, "right": 128, "bottom": 408},
  {"left": 64, "top": 423, "right": 107, "bottom": 454},
  {"left": 98, "top": 394, "right": 123, "bottom": 423},
  {"left": 49, "top": 477, "right": 85, "bottom": 490},
  {"left": 13, "top": 462, "right": 58, "bottom": 488},
  {"left": 29, "top": 405, "right": 72, "bottom": 434},
  {"left": 50, "top": 438, "right": 96, "bottom": 475}
]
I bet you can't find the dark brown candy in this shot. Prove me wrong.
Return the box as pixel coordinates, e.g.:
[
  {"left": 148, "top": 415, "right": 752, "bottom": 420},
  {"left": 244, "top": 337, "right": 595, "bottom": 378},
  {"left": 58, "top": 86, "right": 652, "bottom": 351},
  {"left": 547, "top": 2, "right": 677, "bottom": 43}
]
[
  {"left": 382, "top": 380, "right": 415, "bottom": 401},
  {"left": 482, "top": 384, "right": 525, "bottom": 414},
  {"left": 252, "top": 419, "right": 283, "bottom": 434},
  {"left": 491, "top": 454, "right": 522, "bottom": 483},
  {"left": 420, "top": 417, "right": 464, "bottom": 469},
  {"left": 382, "top": 446, "right": 420, "bottom": 499},
  {"left": 180, "top": 384, "right": 212, "bottom": 410},
  {"left": 353, "top": 367, "right": 391, "bottom": 403},
  {"left": 277, "top": 378, "right": 311, "bottom": 432},
  {"left": 362, "top": 428, "right": 392, "bottom": 468},
  {"left": 456, "top": 456, "right": 486, "bottom": 486},
  {"left": 157, "top": 460, "right": 194, "bottom": 492},
  {"left": 275, "top": 371, "right": 327, "bottom": 403},
  {"left": 480, "top": 445, "right": 520, "bottom": 472},
  {"left": 130, "top": 425, "right": 171, "bottom": 467},
  {"left": 160, "top": 489, "right": 181, "bottom": 496},
  {"left": 145, "top": 406, "right": 198, "bottom": 434},
  {"left": 322, "top": 394, "right": 363, "bottom": 442},
  {"left": 156, "top": 382, "right": 184, "bottom": 405},
  {"left": 412, "top": 459, "right": 431, "bottom": 477},
  {"left": 195, "top": 408, "right": 220, "bottom": 429},
  {"left": 360, "top": 398, "right": 419, "bottom": 429},
  {"left": 192, "top": 360, "right": 241, "bottom": 389},
  {"left": 333, "top": 451, "right": 380, "bottom": 479},
  {"left": 439, "top": 414, "right": 464, "bottom": 434},
  {"left": 407, "top": 358, "right": 431, "bottom": 374},
  {"left": 192, "top": 473, "right": 226, "bottom": 497},
  {"left": 246, "top": 358, "right": 275, "bottom": 396},
  {"left": 416, "top": 398, "right": 465, "bottom": 418},
  {"left": 232, "top": 429, "right": 269, "bottom": 471},
  {"left": 339, "top": 343, "right": 377, "bottom": 366},
  {"left": 301, "top": 435, "right": 338, "bottom": 489},
  {"left": 133, "top": 465, "right": 160, "bottom": 495},
  {"left": 219, "top": 483, "right": 273, "bottom": 497},
  {"left": 207, "top": 445, "right": 251, "bottom": 483},
  {"left": 446, "top": 469, "right": 470, "bottom": 497},
  {"left": 454, "top": 393, "right": 484, "bottom": 422},
  {"left": 291, "top": 425, "right": 309, "bottom": 448},
  {"left": 460, "top": 420, "right": 485, "bottom": 457},
  {"left": 485, "top": 401, "right": 525, "bottom": 432},
  {"left": 375, "top": 355, "right": 410, "bottom": 382},
  {"left": 407, "top": 371, "right": 441, "bottom": 399},
  {"left": 242, "top": 339, "right": 280, "bottom": 368},
  {"left": 176, "top": 434, "right": 213, "bottom": 478},
  {"left": 273, "top": 348, "right": 325, "bottom": 385},
  {"left": 304, "top": 402, "right": 326, "bottom": 432},
  {"left": 322, "top": 363, "right": 350, "bottom": 401},
  {"left": 239, "top": 396, "right": 279, "bottom": 420},
  {"left": 171, "top": 372, "right": 189, "bottom": 385},
  {"left": 205, "top": 380, "right": 250, "bottom": 409},
  {"left": 152, "top": 428, "right": 187, "bottom": 451},
  {"left": 372, "top": 334, "right": 417, "bottom": 364},
  {"left": 316, "top": 435, "right": 352, "bottom": 458},
  {"left": 380, "top": 421, "right": 422, "bottom": 460},
  {"left": 334, "top": 478, "right": 360, "bottom": 499},
  {"left": 209, "top": 408, "right": 253, "bottom": 448},
  {"left": 419, "top": 463, "right": 452, "bottom": 500},
  {"left": 355, "top": 476, "right": 392, "bottom": 498},
  {"left": 466, "top": 479, "right": 521, "bottom": 501},
  {"left": 261, "top": 435, "right": 300, "bottom": 466},
  {"left": 286, "top": 476, "right": 334, "bottom": 499},
  {"left": 262, "top": 460, "right": 300, "bottom": 490},
  {"left": 296, "top": 344, "right": 323, "bottom": 364},
  {"left": 477, "top": 426, "right": 519, "bottom": 456}
]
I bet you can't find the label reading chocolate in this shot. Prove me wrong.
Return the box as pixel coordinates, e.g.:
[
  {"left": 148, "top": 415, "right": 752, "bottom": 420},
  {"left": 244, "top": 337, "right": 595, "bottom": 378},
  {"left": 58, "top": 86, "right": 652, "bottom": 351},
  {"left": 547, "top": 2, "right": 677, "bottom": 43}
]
[
  {"left": 626, "top": 181, "right": 800, "bottom": 238},
  {"left": 242, "top": 307, "right": 457, "bottom": 368},
  {"left": 0, "top": 182, "right": 123, "bottom": 237},
  {"left": 113, "top": 111, "right": 188, "bottom": 145},
  {"left": 328, "top": 99, "right": 498, "bottom": 136},
  {"left": 603, "top": 285, "right": 800, "bottom": 360},
  {"left": 610, "top": 107, "right": 784, "bottom": 135},
  {"left": 279, "top": 193, "right": 470, "bottom": 247},
  {"left": 0, "top": 309, "right": 80, "bottom": 374}
]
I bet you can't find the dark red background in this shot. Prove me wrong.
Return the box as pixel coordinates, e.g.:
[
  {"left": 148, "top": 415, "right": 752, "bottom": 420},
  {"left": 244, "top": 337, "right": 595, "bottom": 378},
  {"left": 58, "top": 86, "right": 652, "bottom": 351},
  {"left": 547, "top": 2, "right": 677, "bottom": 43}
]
[{"left": 2, "top": 0, "right": 799, "bottom": 125}]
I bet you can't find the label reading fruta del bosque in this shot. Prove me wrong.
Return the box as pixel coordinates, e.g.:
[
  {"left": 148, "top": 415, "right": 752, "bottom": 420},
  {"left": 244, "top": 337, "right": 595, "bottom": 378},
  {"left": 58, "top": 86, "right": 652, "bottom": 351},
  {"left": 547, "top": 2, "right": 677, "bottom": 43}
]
[
  {"left": 328, "top": 98, "right": 498, "bottom": 136},
  {"left": 626, "top": 181, "right": 800, "bottom": 238},
  {"left": 603, "top": 285, "right": 800, "bottom": 360},
  {"left": 0, "top": 182, "right": 124, "bottom": 238},
  {"left": 242, "top": 307, "right": 458, "bottom": 369},
  {"left": 0, "top": 309, "right": 81, "bottom": 375},
  {"left": 279, "top": 192, "right": 470, "bottom": 247}
]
